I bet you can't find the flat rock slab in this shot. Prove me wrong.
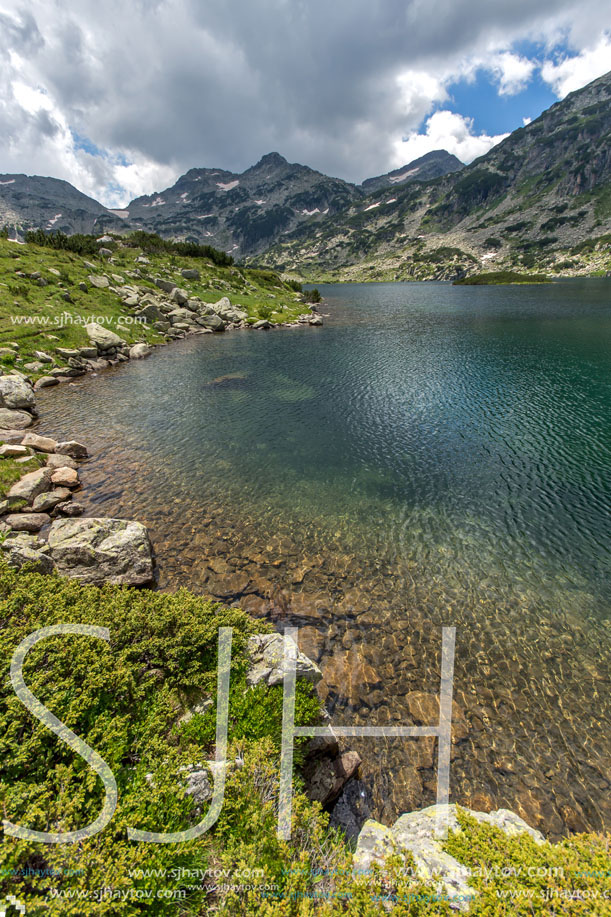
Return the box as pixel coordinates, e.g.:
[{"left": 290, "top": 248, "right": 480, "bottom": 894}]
[
  {"left": 21, "top": 432, "right": 57, "bottom": 453},
  {"left": 88, "top": 275, "right": 110, "bottom": 288},
  {"left": 7, "top": 467, "right": 52, "bottom": 503},
  {"left": 47, "top": 517, "right": 155, "bottom": 586},
  {"left": 5, "top": 512, "right": 51, "bottom": 532},
  {"left": 33, "top": 377, "right": 60, "bottom": 390},
  {"left": 0, "top": 430, "right": 26, "bottom": 444},
  {"left": 47, "top": 453, "right": 78, "bottom": 470},
  {"left": 0, "top": 444, "right": 28, "bottom": 457}
]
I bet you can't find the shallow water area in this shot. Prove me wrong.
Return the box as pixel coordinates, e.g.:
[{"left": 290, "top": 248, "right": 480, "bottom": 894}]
[{"left": 38, "top": 279, "right": 611, "bottom": 838}]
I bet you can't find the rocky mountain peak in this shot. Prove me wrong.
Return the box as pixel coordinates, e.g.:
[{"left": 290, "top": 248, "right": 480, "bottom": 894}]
[{"left": 254, "top": 152, "right": 288, "bottom": 168}]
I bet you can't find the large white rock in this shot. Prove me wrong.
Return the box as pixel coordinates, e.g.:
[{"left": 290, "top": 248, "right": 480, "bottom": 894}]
[
  {"left": 85, "top": 323, "right": 124, "bottom": 351},
  {"left": 354, "top": 803, "right": 544, "bottom": 909},
  {"left": 88, "top": 274, "right": 110, "bottom": 288},
  {"left": 129, "top": 343, "right": 151, "bottom": 359},
  {"left": 47, "top": 517, "right": 155, "bottom": 585}
]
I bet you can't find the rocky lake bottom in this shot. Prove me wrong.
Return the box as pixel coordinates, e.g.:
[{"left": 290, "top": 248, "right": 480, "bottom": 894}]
[{"left": 37, "top": 280, "right": 611, "bottom": 840}]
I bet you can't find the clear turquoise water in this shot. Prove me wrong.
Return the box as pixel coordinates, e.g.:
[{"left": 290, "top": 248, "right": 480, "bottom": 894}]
[{"left": 39, "top": 280, "right": 611, "bottom": 835}]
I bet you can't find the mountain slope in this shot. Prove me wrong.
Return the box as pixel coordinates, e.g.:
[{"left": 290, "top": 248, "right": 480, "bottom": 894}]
[
  {"left": 0, "top": 174, "right": 124, "bottom": 236},
  {"left": 0, "top": 149, "right": 464, "bottom": 260},
  {"left": 361, "top": 150, "right": 463, "bottom": 194},
  {"left": 257, "top": 70, "right": 611, "bottom": 280},
  {"left": 125, "top": 152, "right": 362, "bottom": 257}
]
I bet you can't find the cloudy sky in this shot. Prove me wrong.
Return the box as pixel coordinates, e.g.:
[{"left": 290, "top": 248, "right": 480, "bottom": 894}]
[{"left": 1, "top": 0, "right": 610, "bottom": 207}]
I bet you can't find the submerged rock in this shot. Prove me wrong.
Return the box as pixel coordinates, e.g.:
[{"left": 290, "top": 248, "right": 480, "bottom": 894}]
[{"left": 48, "top": 517, "right": 155, "bottom": 586}]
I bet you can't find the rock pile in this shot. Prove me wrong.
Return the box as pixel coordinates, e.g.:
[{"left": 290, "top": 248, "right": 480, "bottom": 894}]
[
  {"left": 0, "top": 382, "right": 156, "bottom": 586},
  {"left": 0, "top": 431, "right": 87, "bottom": 533}
]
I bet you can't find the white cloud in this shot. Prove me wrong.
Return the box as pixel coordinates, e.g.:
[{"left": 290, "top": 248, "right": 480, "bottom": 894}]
[
  {"left": 392, "top": 110, "right": 508, "bottom": 167},
  {"left": 486, "top": 51, "right": 536, "bottom": 95},
  {"left": 541, "top": 35, "right": 611, "bottom": 97},
  {"left": 0, "top": 1, "right": 610, "bottom": 203}
]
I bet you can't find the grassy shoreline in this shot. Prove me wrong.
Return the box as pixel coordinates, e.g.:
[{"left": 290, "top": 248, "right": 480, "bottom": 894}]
[{"left": 0, "top": 236, "right": 309, "bottom": 379}]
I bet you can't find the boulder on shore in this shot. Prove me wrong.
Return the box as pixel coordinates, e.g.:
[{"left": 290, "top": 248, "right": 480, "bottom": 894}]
[
  {"left": 246, "top": 633, "right": 322, "bottom": 687},
  {"left": 85, "top": 323, "right": 124, "bottom": 351},
  {"left": 4, "top": 512, "right": 51, "bottom": 532},
  {"left": 0, "top": 377, "right": 37, "bottom": 413},
  {"left": 304, "top": 750, "right": 362, "bottom": 808},
  {"left": 21, "top": 432, "right": 57, "bottom": 453},
  {"left": 47, "top": 517, "right": 155, "bottom": 586},
  {"left": 0, "top": 409, "right": 33, "bottom": 429},
  {"left": 50, "top": 467, "right": 80, "bottom": 488},
  {"left": 56, "top": 440, "right": 88, "bottom": 459},
  {"left": 198, "top": 313, "right": 225, "bottom": 332},
  {"left": 129, "top": 343, "right": 152, "bottom": 359},
  {"left": 7, "top": 467, "right": 52, "bottom": 503}
]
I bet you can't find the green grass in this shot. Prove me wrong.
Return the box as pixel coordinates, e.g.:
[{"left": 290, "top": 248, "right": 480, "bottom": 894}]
[
  {"left": 0, "top": 564, "right": 324, "bottom": 915},
  {"left": 454, "top": 271, "right": 551, "bottom": 285},
  {"left": 0, "top": 452, "right": 47, "bottom": 496},
  {"left": 0, "top": 238, "right": 306, "bottom": 378}
]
